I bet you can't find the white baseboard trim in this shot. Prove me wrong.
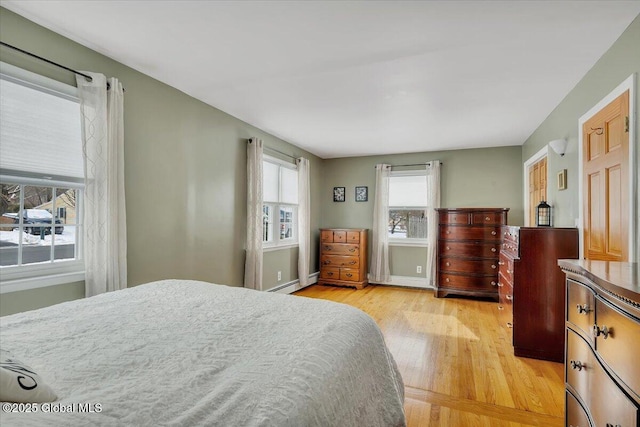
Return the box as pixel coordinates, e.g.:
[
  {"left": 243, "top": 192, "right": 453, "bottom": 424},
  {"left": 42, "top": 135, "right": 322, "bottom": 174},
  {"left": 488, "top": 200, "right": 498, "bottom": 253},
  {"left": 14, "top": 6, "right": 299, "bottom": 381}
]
[
  {"left": 370, "top": 275, "right": 433, "bottom": 289},
  {"left": 267, "top": 272, "right": 319, "bottom": 294}
]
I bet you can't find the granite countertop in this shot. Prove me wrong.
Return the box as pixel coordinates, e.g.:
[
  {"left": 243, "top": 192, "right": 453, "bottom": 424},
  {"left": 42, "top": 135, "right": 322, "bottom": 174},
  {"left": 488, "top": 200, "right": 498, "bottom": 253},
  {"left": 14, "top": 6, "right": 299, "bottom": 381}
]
[{"left": 558, "top": 259, "right": 639, "bottom": 305}]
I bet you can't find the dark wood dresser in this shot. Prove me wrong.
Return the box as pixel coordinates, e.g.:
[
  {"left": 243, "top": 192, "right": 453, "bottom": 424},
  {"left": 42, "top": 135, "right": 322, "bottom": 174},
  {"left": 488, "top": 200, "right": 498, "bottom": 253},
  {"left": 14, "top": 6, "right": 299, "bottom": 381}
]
[
  {"left": 318, "top": 228, "right": 368, "bottom": 289},
  {"left": 559, "top": 260, "right": 639, "bottom": 427},
  {"left": 436, "top": 208, "right": 508, "bottom": 300},
  {"left": 499, "top": 227, "right": 579, "bottom": 362}
]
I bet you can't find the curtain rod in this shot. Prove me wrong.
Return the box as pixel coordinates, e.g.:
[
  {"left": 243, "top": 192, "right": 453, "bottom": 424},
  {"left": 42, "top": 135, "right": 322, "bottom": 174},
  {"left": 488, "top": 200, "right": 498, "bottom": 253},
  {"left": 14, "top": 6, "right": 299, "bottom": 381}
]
[
  {"left": 261, "top": 144, "right": 297, "bottom": 160},
  {"left": 373, "top": 162, "right": 443, "bottom": 168},
  {"left": 0, "top": 41, "right": 123, "bottom": 91}
]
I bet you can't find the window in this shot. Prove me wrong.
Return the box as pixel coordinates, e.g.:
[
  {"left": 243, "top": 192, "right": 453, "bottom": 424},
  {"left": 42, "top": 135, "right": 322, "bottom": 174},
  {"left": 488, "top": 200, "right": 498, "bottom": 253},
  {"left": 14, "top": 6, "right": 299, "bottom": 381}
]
[
  {"left": 0, "top": 62, "right": 84, "bottom": 291},
  {"left": 262, "top": 157, "right": 298, "bottom": 248},
  {"left": 388, "top": 171, "right": 428, "bottom": 242}
]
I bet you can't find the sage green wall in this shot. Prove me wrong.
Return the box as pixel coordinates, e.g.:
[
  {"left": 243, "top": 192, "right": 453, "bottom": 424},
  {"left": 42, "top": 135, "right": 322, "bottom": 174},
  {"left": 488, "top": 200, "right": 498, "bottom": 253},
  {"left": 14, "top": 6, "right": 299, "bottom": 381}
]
[
  {"left": 321, "top": 146, "right": 523, "bottom": 277},
  {"left": 0, "top": 282, "right": 84, "bottom": 316},
  {"left": 522, "top": 15, "right": 640, "bottom": 239},
  {"left": 0, "top": 8, "right": 321, "bottom": 314}
]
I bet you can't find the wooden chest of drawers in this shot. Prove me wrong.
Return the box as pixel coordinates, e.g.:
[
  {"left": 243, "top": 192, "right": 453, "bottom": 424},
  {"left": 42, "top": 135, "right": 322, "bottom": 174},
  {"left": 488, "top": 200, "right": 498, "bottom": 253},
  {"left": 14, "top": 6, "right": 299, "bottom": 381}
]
[
  {"left": 318, "top": 228, "right": 368, "bottom": 289},
  {"left": 559, "top": 260, "right": 640, "bottom": 427},
  {"left": 436, "top": 208, "right": 508, "bottom": 300},
  {"left": 498, "top": 227, "right": 579, "bottom": 362}
]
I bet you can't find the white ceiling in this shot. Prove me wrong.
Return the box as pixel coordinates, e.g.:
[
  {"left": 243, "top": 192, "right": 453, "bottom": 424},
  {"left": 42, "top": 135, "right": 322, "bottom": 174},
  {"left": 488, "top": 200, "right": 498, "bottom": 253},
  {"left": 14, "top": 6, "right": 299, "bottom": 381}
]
[{"left": 3, "top": 1, "right": 639, "bottom": 159}]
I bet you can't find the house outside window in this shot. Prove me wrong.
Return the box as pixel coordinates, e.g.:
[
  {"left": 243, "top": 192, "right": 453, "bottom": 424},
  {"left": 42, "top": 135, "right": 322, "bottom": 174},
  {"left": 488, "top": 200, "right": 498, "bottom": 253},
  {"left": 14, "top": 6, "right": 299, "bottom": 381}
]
[
  {"left": 0, "top": 62, "right": 85, "bottom": 292},
  {"left": 262, "top": 157, "right": 298, "bottom": 248},
  {"left": 388, "top": 170, "right": 428, "bottom": 244}
]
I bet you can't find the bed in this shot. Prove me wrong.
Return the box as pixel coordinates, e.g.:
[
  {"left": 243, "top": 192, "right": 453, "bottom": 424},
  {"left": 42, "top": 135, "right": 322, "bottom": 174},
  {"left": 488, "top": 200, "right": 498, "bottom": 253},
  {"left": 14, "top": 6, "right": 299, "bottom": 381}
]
[{"left": 0, "top": 280, "right": 405, "bottom": 426}]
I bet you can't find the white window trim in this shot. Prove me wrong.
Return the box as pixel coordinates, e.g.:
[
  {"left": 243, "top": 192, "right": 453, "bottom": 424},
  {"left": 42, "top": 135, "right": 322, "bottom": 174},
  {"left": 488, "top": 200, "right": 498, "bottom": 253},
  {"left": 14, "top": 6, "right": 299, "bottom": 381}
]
[
  {"left": 262, "top": 156, "right": 299, "bottom": 249},
  {"left": 388, "top": 169, "right": 429, "bottom": 246},
  {"left": 0, "top": 63, "right": 85, "bottom": 293}
]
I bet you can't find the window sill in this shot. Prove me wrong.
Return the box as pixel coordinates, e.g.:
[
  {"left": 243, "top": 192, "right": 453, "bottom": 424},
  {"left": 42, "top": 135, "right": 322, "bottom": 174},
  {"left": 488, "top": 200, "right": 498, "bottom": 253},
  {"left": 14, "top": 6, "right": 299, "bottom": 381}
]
[
  {"left": 388, "top": 239, "right": 429, "bottom": 248},
  {"left": 263, "top": 243, "right": 299, "bottom": 252},
  {"left": 0, "top": 270, "right": 85, "bottom": 294}
]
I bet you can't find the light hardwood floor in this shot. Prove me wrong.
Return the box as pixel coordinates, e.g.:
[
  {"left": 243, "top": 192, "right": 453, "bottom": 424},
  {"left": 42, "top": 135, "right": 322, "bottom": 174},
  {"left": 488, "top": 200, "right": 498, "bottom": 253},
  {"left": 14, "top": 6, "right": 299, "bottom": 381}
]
[{"left": 295, "top": 284, "right": 565, "bottom": 427}]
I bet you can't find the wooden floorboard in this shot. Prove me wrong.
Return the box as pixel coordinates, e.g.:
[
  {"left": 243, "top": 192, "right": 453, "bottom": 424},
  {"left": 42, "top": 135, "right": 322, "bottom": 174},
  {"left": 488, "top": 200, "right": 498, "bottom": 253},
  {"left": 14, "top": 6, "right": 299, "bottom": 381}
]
[{"left": 294, "top": 284, "right": 565, "bottom": 427}]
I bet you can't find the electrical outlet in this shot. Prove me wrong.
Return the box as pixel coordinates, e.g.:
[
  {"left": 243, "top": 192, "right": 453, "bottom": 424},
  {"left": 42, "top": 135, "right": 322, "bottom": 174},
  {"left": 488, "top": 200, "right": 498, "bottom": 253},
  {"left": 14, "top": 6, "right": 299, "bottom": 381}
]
[
  {"left": 416, "top": 266, "right": 422, "bottom": 274},
  {"left": 277, "top": 271, "right": 282, "bottom": 281}
]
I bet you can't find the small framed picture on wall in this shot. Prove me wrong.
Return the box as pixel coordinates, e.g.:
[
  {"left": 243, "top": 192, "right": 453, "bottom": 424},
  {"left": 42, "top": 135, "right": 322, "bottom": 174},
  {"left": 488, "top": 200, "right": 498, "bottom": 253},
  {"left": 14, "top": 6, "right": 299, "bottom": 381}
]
[
  {"left": 333, "top": 187, "right": 345, "bottom": 202},
  {"left": 355, "top": 186, "right": 368, "bottom": 202},
  {"left": 557, "top": 169, "right": 567, "bottom": 190}
]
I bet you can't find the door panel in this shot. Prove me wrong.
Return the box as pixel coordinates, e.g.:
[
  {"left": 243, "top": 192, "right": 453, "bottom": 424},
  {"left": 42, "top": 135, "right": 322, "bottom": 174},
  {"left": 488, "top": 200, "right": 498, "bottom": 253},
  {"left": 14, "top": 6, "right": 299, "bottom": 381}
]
[{"left": 582, "top": 90, "right": 629, "bottom": 261}]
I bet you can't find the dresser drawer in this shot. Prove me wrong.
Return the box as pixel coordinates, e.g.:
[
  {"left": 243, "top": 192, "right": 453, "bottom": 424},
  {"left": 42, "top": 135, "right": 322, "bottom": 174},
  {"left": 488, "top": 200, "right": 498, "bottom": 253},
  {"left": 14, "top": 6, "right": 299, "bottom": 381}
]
[
  {"left": 321, "top": 230, "right": 348, "bottom": 243},
  {"left": 566, "top": 328, "right": 638, "bottom": 427},
  {"left": 472, "top": 212, "right": 504, "bottom": 225},
  {"left": 498, "top": 281, "right": 513, "bottom": 329},
  {"left": 321, "top": 243, "right": 360, "bottom": 256},
  {"left": 321, "top": 230, "right": 334, "bottom": 243},
  {"left": 340, "top": 269, "right": 360, "bottom": 282},
  {"left": 320, "top": 268, "right": 339, "bottom": 280},
  {"left": 321, "top": 255, "right": 359, "bottom": 268},
  {"left": 439, "top": 211, "right": 469, "bottom": 225},
  {"left": 567, "top": 279, "right": 595, "bottom": 343},
  {"left": 440, "top": 258, "right": 498, "bottom": 275},
  {"left": 498, "top": 252, "right": 514, "bottom": 285},
  {"left": 439, "top": 241, "right": 499, "bottom": 258},
  {"left": 438, "top": 274, "right": 497, "bottom": 290},
  {"left": 595, "top": 297, "right": 640, "bottom": 395},
  {"left": 566, "top": 390, "right": 591, "bottom": 427},
  {"left": 440, "top": 226, "right": 501, "bottom": 241},
  {"left": 346, "top": 231, "right": 360, "bottom": 243}
]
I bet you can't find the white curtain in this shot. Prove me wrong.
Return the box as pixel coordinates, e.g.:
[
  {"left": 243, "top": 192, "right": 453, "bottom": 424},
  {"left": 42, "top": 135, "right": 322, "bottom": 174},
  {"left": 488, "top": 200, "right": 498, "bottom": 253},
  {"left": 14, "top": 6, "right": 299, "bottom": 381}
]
[
  {"left": 296, "top": 157, "right": 311, "bottom": 287},
  {"left": 426, "top": 161, "right": 441, "bottom": 287},
  {"left": 76, "top": 73, "right": 127, "bottom": 297},
  {"left": 370, "top": 164, "right": 391, "bottom": 283},
  {"left": 244, "top": 138, "right": 263, "bottom": 290}
]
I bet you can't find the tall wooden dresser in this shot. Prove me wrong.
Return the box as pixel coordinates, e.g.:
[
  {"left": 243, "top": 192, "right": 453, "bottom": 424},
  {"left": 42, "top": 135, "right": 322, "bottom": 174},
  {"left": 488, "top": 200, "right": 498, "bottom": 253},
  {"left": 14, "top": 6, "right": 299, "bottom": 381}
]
[
  {"left": 436, "top": 208, "right": 508, "bottom": 300},
  {"left": 318, "top": 228, "right": 368, "bottom": 289},
  {"left": 559, "top": 260, "right": 639, "bottom": 427},
  {"left": 499, "top": 227, "right": 579, "bottom": 362}
]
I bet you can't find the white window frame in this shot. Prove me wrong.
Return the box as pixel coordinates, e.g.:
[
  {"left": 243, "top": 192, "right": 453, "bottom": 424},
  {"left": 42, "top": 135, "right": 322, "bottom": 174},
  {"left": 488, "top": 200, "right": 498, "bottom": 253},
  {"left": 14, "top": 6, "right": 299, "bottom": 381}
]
[
  {"left": 262, "top": 156, "right": 299, "bottom": 251},
  {"left": 0, "top": 63, "right": 85, "bottom": 293},
  {"left": 388, "top": 170, "right": 429, "bottom": 247}
]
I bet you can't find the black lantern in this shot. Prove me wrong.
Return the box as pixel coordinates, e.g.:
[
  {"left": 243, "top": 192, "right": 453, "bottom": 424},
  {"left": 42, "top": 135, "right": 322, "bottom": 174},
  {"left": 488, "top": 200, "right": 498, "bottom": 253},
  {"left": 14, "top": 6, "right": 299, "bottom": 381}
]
[{"left": 536, "top": 200, "right": 551, "bottom": 227}]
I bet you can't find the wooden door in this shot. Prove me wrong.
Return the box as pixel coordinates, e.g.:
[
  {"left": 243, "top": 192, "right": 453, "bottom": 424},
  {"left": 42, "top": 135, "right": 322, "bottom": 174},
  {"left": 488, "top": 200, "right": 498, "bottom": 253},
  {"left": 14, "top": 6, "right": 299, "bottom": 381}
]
[
  {"left": 528, "top": 157, "right": 547, "bottom": 226},
  {"left": 583, "top": 91, "right": 629, "bottom": 261}
]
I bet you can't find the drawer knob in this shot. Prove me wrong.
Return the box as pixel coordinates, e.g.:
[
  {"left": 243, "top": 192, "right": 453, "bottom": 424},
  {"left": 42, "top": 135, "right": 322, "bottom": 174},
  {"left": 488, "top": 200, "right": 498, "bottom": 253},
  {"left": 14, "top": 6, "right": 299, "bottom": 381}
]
[
  {"left": 506, "top": 322, "right": 513, "bottom": 329},
  {"left": 491, "top": 247, "right": 496, "bottom": 252},
  {"left": 324, "top": 260, "right": 331, "bottom": 265},
  {"left": 349, "top": 248, "right": 356, "bottom": 252},
  {"left": 327, "top": 272, "right": 334, "bottom": 276},
  {"left": 445, "top": 278, "right": 450, "bottom": 282},
  {"left": 446, "top": 246, "right": 450, "bottom": 250},
  {"left": 349, "top": 261, "right": 356, "bottom": 265},
  {"left": 576, "top": 304, "right": 592, "bottom": 314},
  {"left": 497, "top": 282, "right": 504, "bottom": 287},
  {"left": 346, "top": 273, "right": 352, "bottom": 278},
  {"left": 605, "top": 424, "right": 622, "bottom": 427},
  {"left": 324, "top": 246, "right": 332, "bottom": 251},
  {"left": 491, "top": 264, "right": 497, "bottom": 269},
  {"left": 498, "top": 261, "right": 505, "bottom": 265},
  {"left": 446, "top": 230, "right": 451, "bottom": 234},
  {"left": 491, "top": 231, "right": 497, "bottom": 235},
  {"left": 485, "top": 216, "right": 490, "bottom": 221},
  {"left": 505, "top": 294, "right": 512, "bottom": 301},
  {"left": 446, "top": 262, "right": 450, "bottom": 266},
  {"left": 491, "top": 281, "right": 497, "bottom": 286},
  {"left": 593, "top": 324, "right": 610, "bottom": 339},
  {"left": 506, "top": 269, "right": 512, "bottom": 274},
  {"left": 569, "top": 360, "right": 585, "bottom": 371}
]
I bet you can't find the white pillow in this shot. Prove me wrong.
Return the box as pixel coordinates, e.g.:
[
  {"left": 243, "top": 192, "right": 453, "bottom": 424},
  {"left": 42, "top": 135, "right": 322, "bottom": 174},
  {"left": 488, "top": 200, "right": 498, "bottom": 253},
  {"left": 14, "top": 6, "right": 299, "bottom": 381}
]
[{"left": 0, "top": 349, "right": 57, "bottom": 403}]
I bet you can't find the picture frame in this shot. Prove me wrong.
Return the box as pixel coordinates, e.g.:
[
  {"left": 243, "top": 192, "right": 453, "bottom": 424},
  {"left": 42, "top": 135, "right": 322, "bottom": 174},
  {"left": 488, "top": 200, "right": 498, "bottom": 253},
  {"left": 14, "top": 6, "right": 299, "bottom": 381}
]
[
  {"left": 355, "top": 186, "right": 368, "bottom": 202},
  {"left": 557, "top": 169, "right": 567, "bottom": 190},
  {"left": 333, "top": 187, "right": 345, "bottom": 202}
]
